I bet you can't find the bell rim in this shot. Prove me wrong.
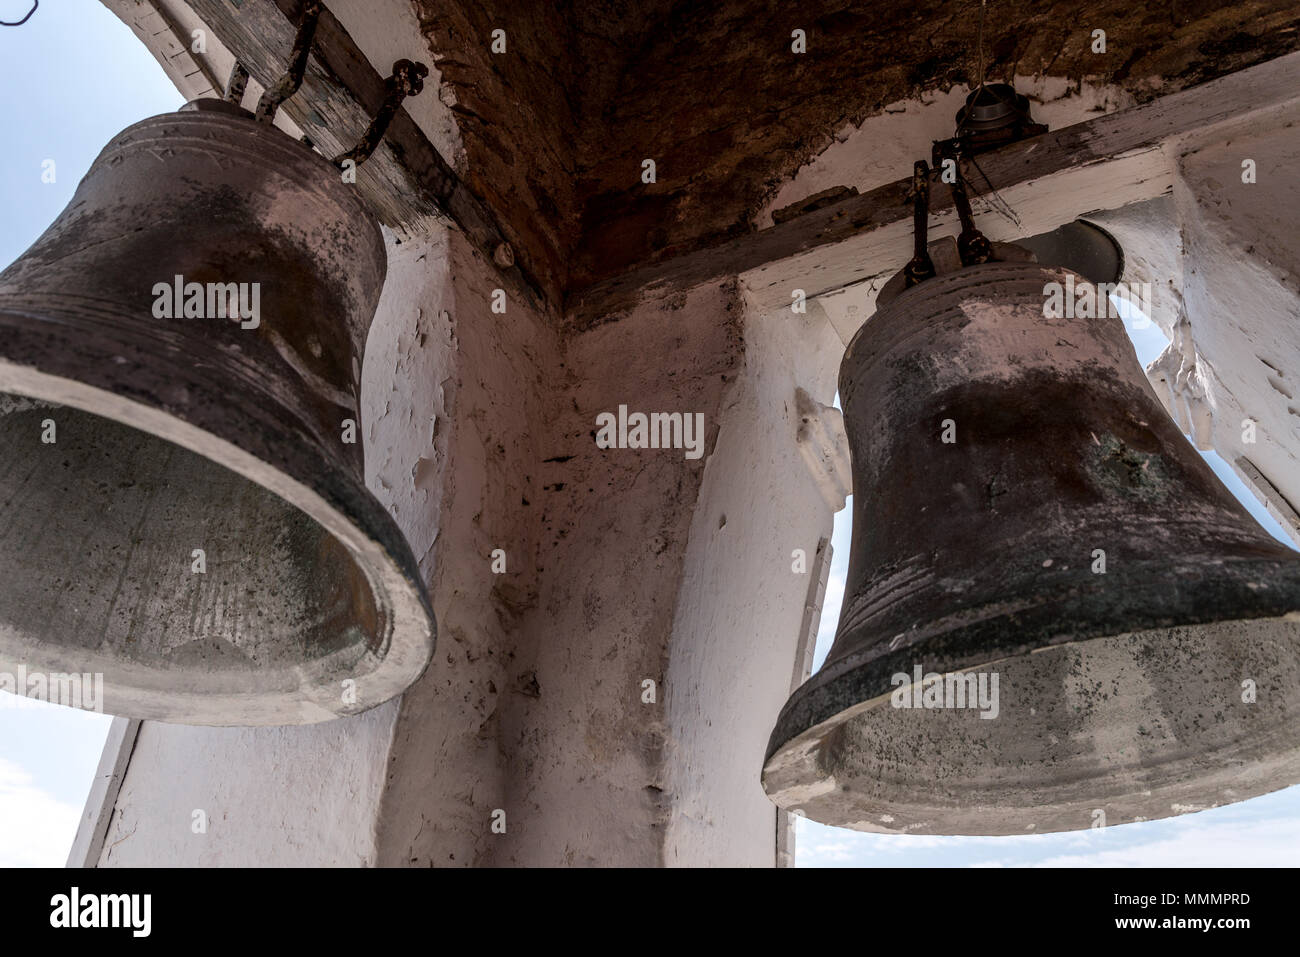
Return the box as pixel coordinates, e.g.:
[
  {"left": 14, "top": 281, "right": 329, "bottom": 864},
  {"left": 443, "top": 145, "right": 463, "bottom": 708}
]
[
  {"left": 768, "top": 555, "right": 1300, "bottom": 756},
  {"left": 0, "top": 356, "right": 435, "bottom": 726},
  {"left": 764, "top": 592, "right": 1300, "bottom": 835},
  {"left": 765, "top": 693, "right": 1300, "bottom": 837}
]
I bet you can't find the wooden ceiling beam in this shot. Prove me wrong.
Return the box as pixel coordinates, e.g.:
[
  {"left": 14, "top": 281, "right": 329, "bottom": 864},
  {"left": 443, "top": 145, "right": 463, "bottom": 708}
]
[{"left": 566, "top": 51, "right": 1300, "bottom": 329}]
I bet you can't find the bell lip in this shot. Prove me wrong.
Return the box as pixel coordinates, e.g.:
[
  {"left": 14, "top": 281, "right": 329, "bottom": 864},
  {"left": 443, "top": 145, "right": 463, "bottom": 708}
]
[
  {"left": 763, "top": 598, "right": 1300, "bottom": 836},
  {"left": 767, "top": 556, "right": 1300, "bottom": 757},
  {"left": 0, "top": 357, "right": 436, "bottom": 727}
]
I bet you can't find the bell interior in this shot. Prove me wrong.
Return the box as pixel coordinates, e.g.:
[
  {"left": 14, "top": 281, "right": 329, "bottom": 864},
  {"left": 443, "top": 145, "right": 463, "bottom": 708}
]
[{"left": 0, "top": 393, "right": 384, "bottom": 701}]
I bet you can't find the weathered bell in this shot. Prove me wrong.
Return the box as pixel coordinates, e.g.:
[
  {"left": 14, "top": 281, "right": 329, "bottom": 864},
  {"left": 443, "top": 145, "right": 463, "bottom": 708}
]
[
  {"left": 764, "top": 261, "right": 1300, "bottom": 834},
  {"left": 0, "top": 100, "right": 434, "bottom": 725}
]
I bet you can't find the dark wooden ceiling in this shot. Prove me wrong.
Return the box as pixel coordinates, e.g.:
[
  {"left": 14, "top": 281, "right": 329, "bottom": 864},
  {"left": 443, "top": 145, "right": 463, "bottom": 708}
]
[{"left": 412, "top": 0, "right": 1300, "bottom": 304}]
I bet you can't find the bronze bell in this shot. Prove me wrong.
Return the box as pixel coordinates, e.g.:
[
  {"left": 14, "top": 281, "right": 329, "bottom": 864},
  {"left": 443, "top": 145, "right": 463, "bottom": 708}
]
[
  {"left": 0, "top": 100, "right": 434, "bottom": 725},
  {"left": 764, "top": 260, "right": 1300, "bottom": 835}
]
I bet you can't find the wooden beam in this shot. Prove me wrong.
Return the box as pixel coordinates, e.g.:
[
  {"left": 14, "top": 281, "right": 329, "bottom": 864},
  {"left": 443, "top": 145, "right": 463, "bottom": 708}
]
[
  {"left": 184, "top": 0, "right": 547, "bottom": 311},
  {"left": 566, "top": 51, "right": 1300, "bottom": 329}
]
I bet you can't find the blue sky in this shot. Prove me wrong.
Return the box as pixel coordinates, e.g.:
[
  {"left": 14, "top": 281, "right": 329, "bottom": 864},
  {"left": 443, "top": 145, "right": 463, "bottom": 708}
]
[
  {"left": 2, "top": 0, "right": 1297, "bottom": 870},
  {"left": 0, "top": 0, "right": 180, "bottom": 867}
]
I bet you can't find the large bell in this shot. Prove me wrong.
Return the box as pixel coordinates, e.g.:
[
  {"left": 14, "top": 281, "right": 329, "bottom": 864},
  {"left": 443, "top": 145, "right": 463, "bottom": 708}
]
[
  {"left": 764, "top": 261, "right": 1300, "bottom": 834},
  {"left": 0, "top": 100, "right": 434, "bottom": 725}
]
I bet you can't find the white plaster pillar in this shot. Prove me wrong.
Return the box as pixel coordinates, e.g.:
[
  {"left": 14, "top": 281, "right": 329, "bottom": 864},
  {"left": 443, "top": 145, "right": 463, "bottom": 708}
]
[
  {"left": 1173, "top": 117, "right": 1300, "bottom": 537},
  {"left": 374, "top": 276, "right": 842, "bottom": 866},
  {"left": 660, "top": 290, "right": 843, "bottom": 866}
]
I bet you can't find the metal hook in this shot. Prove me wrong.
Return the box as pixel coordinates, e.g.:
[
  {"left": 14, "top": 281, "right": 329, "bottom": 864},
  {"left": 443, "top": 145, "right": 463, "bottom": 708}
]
[
  {"left": 333, "top": 59, "right": 429, "bottom": 169},
  {"left": 0, "top": 0, "right": 37, "bottom": 27},
  {"left": 904, "top": 160, "right": 936, "bottom": 288},
  {"left": 225, "top": 62, "right": 250, "bottom": 106},
  {"left": 950, "top": 164, "right": 992, "bottom": 267},
  {"left": 255, "top": 0, "right": 323, "bottom": 123}
]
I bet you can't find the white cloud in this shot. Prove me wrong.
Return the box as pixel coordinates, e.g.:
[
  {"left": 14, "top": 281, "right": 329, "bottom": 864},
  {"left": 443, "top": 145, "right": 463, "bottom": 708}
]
[
  {"left": 799, "top": 840, "right": 859, "bottom": 865},
  {"left": 0, "top": 757, "right": 81, "bottom": 867},
  {"left": 1013, "top": 818, "right": 1300, "bottom": 868}
]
